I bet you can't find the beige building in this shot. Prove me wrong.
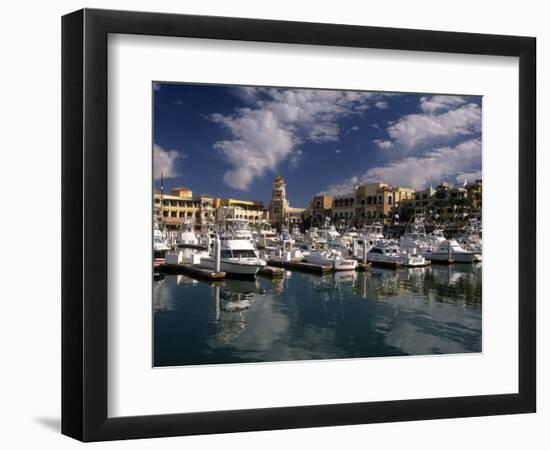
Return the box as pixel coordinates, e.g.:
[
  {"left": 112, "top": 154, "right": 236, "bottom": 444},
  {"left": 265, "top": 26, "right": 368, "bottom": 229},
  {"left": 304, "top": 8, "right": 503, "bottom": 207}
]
[
  {"left": 309, "top": 193, "right": 333, "bottom": 226},
  {"left": 339, "top": 183, "right": 414, "bottom": 225},
  {"left": 214, "top": 198, "right": 266, "bottom": 224},
  {"left": 154, "top": 187, "right": 214, "bottom": 230},
  {"left": 399, "top": 181, "right": 481, "bottom": 222},
  {"left": 332, "top": 192, "right": 356, "bottom": 225}
]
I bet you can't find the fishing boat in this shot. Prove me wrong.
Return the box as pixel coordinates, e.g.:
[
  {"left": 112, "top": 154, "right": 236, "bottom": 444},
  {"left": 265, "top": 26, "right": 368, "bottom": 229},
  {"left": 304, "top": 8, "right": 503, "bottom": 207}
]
[
  {"left": 456, "top": 218, "right": 483, "bottom": 253},
  {"left": 425, "top": 239, "right": 482, "bottom": 263},
  {"left": 153, "top": 220, "right": 170, "bottom": 267},
  {"left": 367, "top": 242, "right": 429, "bottom": 268},
  {"left": 200, "top": 237, "right": 266, "bottom": 277},
  {"left": 304, "top": 249, "right": 358, "bottom": 271},
  {"left": 175, "top": 220, "right": 201, "bottom": 248}
]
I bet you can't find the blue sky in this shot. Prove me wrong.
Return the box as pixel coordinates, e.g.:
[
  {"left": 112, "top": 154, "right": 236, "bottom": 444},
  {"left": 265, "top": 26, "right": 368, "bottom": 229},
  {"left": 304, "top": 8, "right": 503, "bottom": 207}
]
[{"left": 154, "top": 83, "right": 482, "bottom": 208}]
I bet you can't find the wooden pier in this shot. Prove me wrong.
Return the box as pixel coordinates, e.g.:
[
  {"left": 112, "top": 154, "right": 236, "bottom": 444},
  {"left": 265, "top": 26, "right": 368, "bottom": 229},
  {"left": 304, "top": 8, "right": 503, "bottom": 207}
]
[
  {"left": 267, "top": 258, "right": 333, "bottom": 274},
  {"left": 161, "top": 263, "right": 226, "bottom": 280}
]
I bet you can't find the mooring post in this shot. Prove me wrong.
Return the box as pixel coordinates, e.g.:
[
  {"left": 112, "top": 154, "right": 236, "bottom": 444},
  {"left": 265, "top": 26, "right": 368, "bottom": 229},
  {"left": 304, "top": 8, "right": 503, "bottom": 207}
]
[{"left": 362, "top": 239, "right": 367, "bottom": 264}]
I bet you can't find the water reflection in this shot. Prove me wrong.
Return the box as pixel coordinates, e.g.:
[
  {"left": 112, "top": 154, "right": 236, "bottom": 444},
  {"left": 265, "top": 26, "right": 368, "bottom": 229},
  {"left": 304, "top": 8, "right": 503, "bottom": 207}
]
[{"left": 154, "top": 264, "right": 482, "bottom": 366}]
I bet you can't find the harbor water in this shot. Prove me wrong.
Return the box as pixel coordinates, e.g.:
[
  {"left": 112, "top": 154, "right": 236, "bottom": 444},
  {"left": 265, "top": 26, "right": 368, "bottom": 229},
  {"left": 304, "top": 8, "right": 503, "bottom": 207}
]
[{"left": 154, "top": 264, "right": 481, "bottom": 367}]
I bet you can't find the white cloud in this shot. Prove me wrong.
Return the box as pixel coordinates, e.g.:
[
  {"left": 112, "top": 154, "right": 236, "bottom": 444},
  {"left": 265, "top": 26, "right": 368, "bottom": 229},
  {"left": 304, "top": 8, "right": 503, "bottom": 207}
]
[
  {"left": 375, "top": 101, "right": 388, "bottom": 109},
  {"left": 323, "top": 176, "right": 358, "bottom": 196},
  {"left": 387, "top": 102, "right": 481, "bottom": 149},
  {"left": 373, "top": 139, "right": 393, "bottom": 149},
  {"left": 335, "top": 149, "right": 342, "bottom": 154},
  {"left": 212, "top": 109, "right": 295, "bottom": 190},
  {"left": 371, "top": 123, "right": 379, "bottom": 129},
  {"left": 324, "top": 139, "right": 481, "bottom": 192},
  {"left": 419, "top": 95, "right": 467, "bottom": 113},
  {"left": 153, "top": 144, "right": 183, "bottom": 180},
  {"left": 455, "top": 170, "right": 482, "bottom": 185},
  {"left": 209, "top": 88, "right": 389, "bottom": 190}
]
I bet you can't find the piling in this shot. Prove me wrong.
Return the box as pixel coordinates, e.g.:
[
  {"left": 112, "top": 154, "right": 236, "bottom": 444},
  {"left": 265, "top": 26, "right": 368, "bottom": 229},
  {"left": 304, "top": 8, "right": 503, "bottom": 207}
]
[{"left": 215, "top": 234, "right": 221, "bottom": 273}]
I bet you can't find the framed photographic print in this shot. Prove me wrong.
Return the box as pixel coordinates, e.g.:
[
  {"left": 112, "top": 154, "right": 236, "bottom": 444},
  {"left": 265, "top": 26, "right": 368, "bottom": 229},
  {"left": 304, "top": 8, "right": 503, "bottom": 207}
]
[{"left": 62, "top": 8, "right": 536, "bottom": 441}]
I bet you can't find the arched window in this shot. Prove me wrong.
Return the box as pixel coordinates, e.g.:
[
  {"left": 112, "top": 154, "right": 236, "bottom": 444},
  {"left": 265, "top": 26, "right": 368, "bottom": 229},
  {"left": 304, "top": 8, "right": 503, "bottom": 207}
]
[{"left": 388, "top": 195, "right": 393, "bottom": 205}]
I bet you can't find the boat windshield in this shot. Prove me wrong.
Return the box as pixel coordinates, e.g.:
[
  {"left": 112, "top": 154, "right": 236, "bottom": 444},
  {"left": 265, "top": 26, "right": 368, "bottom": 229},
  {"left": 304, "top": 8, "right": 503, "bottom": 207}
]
[{"left": 221, "top": 249, "right": 257, "bottom": 258}]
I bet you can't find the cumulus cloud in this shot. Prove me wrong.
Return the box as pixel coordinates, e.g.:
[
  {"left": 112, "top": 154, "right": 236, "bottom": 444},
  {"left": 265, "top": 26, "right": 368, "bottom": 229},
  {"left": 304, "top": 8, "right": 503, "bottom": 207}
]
[
  {"left": 373, "top": 139, "right": 394, "bottom": 150},
  {"left": 375, "top": 101, "right": 388, "bottom": 109},
  {"left": 387, "top": 102, "right": 481, "bottom": 149},
  {"left": 455, "top": 170, "right": 482, "bottom": 185},
  {"left": 209, "top": 87, "right": 388, "bottom": 190},
  {"left": 324, "top": 139, "right": 481, "bottom": 192},
  {"left": 153, "top": 144, "right": 183, "bottom": 180},
  {"left": 419, "top": 95, "right": 467, "bottom": 114}
]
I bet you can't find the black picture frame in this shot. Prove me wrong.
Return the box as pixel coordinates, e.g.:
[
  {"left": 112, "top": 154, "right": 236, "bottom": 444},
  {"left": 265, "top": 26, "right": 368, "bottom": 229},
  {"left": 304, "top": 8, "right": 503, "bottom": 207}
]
[{"left": 62, "top": 8, "right": 536, "bottom": 442}]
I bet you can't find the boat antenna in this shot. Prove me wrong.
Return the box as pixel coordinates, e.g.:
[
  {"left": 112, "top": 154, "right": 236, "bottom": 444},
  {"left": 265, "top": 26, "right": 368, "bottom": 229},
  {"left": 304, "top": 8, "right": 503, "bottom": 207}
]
[{"left": 160, "top": 171, "right": 164, "bottom": 229}]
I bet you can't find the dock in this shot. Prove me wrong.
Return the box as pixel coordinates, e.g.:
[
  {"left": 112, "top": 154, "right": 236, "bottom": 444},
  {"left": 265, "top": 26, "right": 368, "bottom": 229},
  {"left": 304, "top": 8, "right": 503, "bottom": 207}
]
[
  {"left": 258, "top": 266, "right": 285, "bottom": 277},
  {"left": 267, "top": 258, "right": 333, "bottom": 274},
  {"left": 161, "top": 263, "right": 226, "bottom": 280}
]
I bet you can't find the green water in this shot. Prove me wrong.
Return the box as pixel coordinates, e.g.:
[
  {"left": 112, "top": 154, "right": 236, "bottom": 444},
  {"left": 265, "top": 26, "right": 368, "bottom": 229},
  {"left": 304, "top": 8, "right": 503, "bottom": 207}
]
[{"left": 153, "top": 264, "right": 482, "bottom": 367}]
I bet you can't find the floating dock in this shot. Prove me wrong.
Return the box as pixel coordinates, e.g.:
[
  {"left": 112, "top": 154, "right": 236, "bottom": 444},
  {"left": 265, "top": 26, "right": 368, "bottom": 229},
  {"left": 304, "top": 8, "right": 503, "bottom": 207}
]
[
  {"left": 267, "top": 258, "right": 333, "bottom": 274},
  {"left": 258, "top": 266, "right": 285, "bottom": 277},
  {"left": 161, "top": 263, "right": 226, "bottom": 280}
]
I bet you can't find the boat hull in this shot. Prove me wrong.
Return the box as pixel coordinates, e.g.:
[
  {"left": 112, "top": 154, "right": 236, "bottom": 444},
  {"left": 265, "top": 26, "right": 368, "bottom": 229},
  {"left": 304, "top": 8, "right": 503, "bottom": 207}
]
[
  {"left": 200, "top": 257, "right": 264, "bottom": 276},
  {"left": 304, "top": 255, "right": 357, "bottom": 271},
  {"left": 426, "top": 252, "right": 482, "bottom": 263}
]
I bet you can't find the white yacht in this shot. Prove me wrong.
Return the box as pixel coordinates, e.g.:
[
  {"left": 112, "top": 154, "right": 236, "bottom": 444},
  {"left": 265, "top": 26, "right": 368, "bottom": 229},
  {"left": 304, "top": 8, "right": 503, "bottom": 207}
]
[
  {"left": 200, "top": 237, "right": 266, "bottom": 277},
  {"left": 153, "top": 220, "right": 170, "bottom": 267},
  {"left": 399, "top": 216, "right": 432, "bottom": 255},
  {"left": 175, "top": 220, "right": 200, "bottom": 248},
  {"left": 224, "top": 218, "right": 254, "bottom": 241},
  {"left": 425, "top": 239, "right": 482, "bottom": 263},
  {"left": 367, "top": 242, "right": 428, "bottom": 268},
  {"left": 304, "top": 249, "right": 358, "bottom": 271},
  {"left": 456, "top": 218, "right": 482, "bottom": 253}
]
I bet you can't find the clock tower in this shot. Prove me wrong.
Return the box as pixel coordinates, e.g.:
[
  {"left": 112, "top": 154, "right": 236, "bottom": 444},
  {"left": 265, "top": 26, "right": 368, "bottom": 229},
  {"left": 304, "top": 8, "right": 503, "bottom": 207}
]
[{"left": 269, "top": 175, "right": 288, "bottom": 230}]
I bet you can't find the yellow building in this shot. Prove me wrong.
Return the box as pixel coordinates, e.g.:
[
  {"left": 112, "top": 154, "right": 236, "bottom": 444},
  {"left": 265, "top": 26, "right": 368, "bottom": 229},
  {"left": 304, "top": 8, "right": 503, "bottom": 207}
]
[
  {"left": 215, "top": 198, "right": 266, "bottom": 224},
  {"left": 332, "top": 193, "right": 356, "bottom": 225},
  {"left": 154, "top": 187, "right": 214, "bottom": 230}
]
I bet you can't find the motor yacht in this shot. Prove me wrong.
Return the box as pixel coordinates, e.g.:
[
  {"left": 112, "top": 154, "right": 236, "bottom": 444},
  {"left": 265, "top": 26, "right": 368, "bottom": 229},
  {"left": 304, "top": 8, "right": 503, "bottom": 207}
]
[
  {"left": 200, "top": 237, "right": 266, "bottom": 277},
  {"left": 424, "top": 239, "right": 482, "bottom": 263},
  {"left": 304, "top": 249, "right": 358, "bottom": 271},
  {"left": 367, "top": 242, "right": 429, "bottom": 268}
]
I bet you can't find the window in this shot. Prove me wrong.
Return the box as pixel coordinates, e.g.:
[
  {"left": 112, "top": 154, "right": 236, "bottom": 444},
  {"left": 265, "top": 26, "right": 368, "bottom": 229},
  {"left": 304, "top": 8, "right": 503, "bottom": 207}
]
[
  {"left": 367, "top": 196, "right": 372, "bottom": 205},
  {"left": 369, "top": 248, "right": 383, "bottom": 254},
  {"left": 388, "top": 195, "right": 393, "bottom": 205},
  {"left": 231, "top": 249, "right": 257, "bottom": 258}
]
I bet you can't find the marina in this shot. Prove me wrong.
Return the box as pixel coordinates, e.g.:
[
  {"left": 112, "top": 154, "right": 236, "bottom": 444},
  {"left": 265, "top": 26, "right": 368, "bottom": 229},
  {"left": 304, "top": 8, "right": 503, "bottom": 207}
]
[
  {"left": 152, "top": 177, "right": 483, "bottom": 366},
  {"left": 151, "top": 84, "right": 485, "bottom": 367}
]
